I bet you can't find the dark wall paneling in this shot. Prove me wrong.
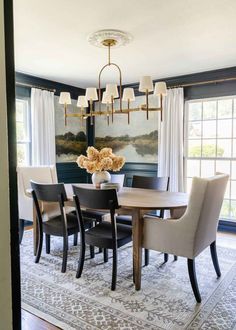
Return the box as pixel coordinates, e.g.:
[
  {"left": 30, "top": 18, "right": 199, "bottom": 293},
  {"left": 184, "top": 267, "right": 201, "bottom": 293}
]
[
  {"left": 56, "top": 162, "right": 88, "bottom": 184},
  {"left": 56, "top": 162, "right": 158, "bottom": 186},
  {"left": 15, "top": 72, "right": 85, "bottom": 99}
]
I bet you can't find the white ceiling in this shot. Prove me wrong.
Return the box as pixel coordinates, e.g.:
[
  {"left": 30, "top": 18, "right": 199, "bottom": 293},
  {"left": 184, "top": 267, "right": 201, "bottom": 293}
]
[{"left": 14, "top": 0, "right": 236, "bottom": 88}]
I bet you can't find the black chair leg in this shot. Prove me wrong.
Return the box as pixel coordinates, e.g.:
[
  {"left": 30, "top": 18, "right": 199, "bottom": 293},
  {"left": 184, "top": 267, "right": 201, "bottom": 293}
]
[
  {"left": 164, "top": 253, "right": 169, "bottom": 263},
  {"left": 76, "top": 241, "right": 86, "bottom": 278},
  {"left": 111, "top": 247, "right": 117, "bottom": 291},
  {"left": 35, "top": 222, "right": 43, "bottom": 264},
  {"left": 174, "top": 255, "right": 178, "bottom": 261},
  {"left": 90, "top": 245, "right": 95, "bottom": 259},
  {"left": 144, "top": 249, "right": 149, "bottom": 266},
  {"left": 103, "top": 248, "right": 108, "bottom": 263},
  {"left": 187, "top": 258, "right": 201, "bottom": 303},
  {"left": 45, "top": 234, "right": 50, "bottom": 254},
  {"left": 73, "top": 233, "right": 78, "bottom": 246},
  {"left": 61, "top": 235, "right": 68, "bottom": 273},
  {"left": 210, "top": 241, "right": 221, "bottom": 277},
  {"left": 19, "top": 219, "right": 24, "bottom": 244},
  {"left": 98, "top": 248, "right": 102, "bottom": 253}
]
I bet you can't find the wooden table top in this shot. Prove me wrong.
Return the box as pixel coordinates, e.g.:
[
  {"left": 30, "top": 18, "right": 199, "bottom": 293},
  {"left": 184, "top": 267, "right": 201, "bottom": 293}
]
[{"left": 66, "top": 184, "right": 188, "bottom": 210}]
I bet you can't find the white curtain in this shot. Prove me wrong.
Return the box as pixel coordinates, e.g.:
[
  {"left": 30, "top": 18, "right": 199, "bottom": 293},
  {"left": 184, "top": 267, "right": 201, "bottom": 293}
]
[
  {"left": 158, "top": 88, "right": 184, "bottom": 192},
  {"left": 31, "top": 88, "right": 56, "bottom": 165}
]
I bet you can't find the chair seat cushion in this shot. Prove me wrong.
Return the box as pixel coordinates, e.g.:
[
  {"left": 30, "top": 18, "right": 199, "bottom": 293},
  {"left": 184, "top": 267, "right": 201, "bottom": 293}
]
[
  {"left": 43, "top": 213, "right": 92, "bottom": 236},
  {"left": 85, "top": 222, "right": 132, "bottom": 249}
]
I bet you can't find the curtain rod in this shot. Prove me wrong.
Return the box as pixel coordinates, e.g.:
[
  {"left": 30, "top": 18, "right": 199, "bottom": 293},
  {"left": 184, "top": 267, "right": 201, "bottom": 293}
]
[
  {"left": 168, "top": 77, "right": 236, "bottom": 89},
  {"left": 15, "top": 81, "right": 56, "bottom": 93}
]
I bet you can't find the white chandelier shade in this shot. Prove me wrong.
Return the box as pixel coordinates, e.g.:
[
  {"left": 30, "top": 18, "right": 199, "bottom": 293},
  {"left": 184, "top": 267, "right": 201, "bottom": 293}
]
[
  {"left": 139, "top": 76, "right": 154, "bottom": 92},
  {"left": 154, "top": 82, "right": 167, "bottom": 96},
  {"left": 122, "top": 88, "right": 135, "bottom": 102},
  {"left": 59, "top": 92, "right": 71, "bottom": 105},
  {"left": 105, "top": 84, "right": 119, "bottom": 98},
  {"left": 77, "top": 95, "right": 88, "bottom": 107},
  {"left": 85, "top": 87, "right": 98, "bottom": 101}
]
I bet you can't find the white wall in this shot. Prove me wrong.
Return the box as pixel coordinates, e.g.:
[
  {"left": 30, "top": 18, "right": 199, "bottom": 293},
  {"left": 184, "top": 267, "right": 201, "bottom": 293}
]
[{"left": 0, "top": 1, "right": 13, "bottom": 329}]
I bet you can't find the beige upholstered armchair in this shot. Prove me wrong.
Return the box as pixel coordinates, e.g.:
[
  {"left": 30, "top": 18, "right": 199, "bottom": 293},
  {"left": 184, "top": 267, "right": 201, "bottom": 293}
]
[
  {"left": 142, "top": 173, "right": 229, "bottom": 303},
  {"left": 17, "top": 166, "right": 58, "bottom": 242}
]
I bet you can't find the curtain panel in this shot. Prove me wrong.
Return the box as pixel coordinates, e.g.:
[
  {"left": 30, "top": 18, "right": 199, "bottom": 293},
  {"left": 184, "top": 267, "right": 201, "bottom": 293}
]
[
  {"left": 31, "top": 88, "right": 56, "bottom": 165},
  {"left": 158, "top": 88, "right": 184, "bottom": 192}
]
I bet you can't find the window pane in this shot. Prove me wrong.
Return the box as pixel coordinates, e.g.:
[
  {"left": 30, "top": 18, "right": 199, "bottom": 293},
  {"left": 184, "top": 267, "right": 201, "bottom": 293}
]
[
  {"left": 231, "top": 200, "right": 236, "bottom": 220},
  {"left": 17, "top": 144, "right": 28, "bottom": 165},
  {"left": 188, "top": 121, "right": 201, "bottom": 138},
  {"left": 218, "top": 99, "right": 232, "bottom": 118},
  {"left": 202, "top": 139, "right": 216, "bottom": 157},
  {"left": 188, "top": 140, "right": 201, "bottom": 157},
  {"left": 234, "top": 99, "right": 236, "bottom": 118},
  {"left": 16, "top": 102, "right": 24, "bottom": 122},
  {"left": 231, "top": 181, "right": 236, "bottom": 199},
  {"left": 217, "top": 139, "right": 232, "bottom": 158},
  {"left": 225, "top": 181, "right": 230, "bottom": 199},
  {"left": 187, "top": 160, "right": 200, "bottom": 177},
  {"left": 217, "top": 119, "right": 232, "bottom": 138},
  {"left": 233, "top": 139, "right": 236, "bottom": 157},
  {"left": 232, "top": 161, "right": 236, "bottom": 179},
  {"left": 233, "top": 120, "right": 236, "bottom": 137},
  {"left": 16, "top": 122, "right": 27, "bottom": 141},
  {"left": 201, "top": 160, "right": 215, "bottom": 177},
  {"left": 203, "top": 101, "right": 216, "bottom": 120},
  {"left": 189, "top": 102, "right": 202, "bottom": 121},
  {"left": 202, "top": 120, "right": 216, "bottom": 138},
  {"left": 220, "top": 199, "right": 230, "bottom": 218},
  {"left": 216, "top": 160, "right": 231, "bottom": 175}
]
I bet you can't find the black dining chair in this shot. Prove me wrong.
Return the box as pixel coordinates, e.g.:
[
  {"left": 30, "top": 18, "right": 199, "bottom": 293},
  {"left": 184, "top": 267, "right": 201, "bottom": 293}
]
[
  {"left": 116, "top": 175, "right": 170, "bottom": 265},
  {"left": 30, "top": 181, "right": 93, "bottom": 273},
  {"left": 73, "top": 185, "right": 132, "bottom": 290},
  {"left": 81, "top": 174, "right": 125, "bottom": 258}
]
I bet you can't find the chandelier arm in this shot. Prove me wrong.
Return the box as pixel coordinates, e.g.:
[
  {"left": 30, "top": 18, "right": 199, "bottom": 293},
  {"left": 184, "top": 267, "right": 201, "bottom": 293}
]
[{"left": 98, "top": 62, "right": 123, "bottom": 114}]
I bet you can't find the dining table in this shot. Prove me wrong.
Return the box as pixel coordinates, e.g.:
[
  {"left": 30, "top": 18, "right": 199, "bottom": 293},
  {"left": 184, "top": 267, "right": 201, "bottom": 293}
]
[{"left": 31, "top": 183, "right": 188, "bottom": 290}]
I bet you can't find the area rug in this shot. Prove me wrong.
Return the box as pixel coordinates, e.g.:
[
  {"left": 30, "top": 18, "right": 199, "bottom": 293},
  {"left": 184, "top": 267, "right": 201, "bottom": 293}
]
[{"left": 20, "top": 230, "right": 236, "bottom": 330}]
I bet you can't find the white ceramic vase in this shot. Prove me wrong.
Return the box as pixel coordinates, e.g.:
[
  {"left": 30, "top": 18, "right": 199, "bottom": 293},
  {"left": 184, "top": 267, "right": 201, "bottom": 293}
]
[{"left": 91, "top": 171, "right": 111, "bottom": 188}]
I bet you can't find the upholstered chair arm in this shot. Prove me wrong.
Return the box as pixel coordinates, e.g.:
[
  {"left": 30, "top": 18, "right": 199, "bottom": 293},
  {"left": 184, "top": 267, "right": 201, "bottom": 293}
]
[{"left": 142, "top": 215, "right": 197, "bottom": 259}]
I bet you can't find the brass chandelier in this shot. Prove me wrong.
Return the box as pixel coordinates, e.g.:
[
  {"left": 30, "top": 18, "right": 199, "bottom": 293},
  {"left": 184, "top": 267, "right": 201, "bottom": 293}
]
[{"left": 59, "top": 29, "right": 167, "bottom": 126}]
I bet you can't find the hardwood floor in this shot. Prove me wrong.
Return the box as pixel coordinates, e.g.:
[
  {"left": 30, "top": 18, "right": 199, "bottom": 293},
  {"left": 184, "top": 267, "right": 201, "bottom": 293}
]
[
  {"left": 22, "top": 309, "right": 61, "bottom": 330},
  {"left": 20, "top": 231, "right": 236, "bottom": 329}
]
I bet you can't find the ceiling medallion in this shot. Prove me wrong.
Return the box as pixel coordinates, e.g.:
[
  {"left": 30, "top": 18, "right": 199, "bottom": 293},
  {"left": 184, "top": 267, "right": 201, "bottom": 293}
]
[{"left": 88, "top": 29, "right": 133, "bottom": 48}]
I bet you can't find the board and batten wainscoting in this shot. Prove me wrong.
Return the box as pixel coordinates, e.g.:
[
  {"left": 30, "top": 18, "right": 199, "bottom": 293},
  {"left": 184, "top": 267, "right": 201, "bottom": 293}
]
[{"left": 56, "top": 162, "right": 158, "bottom": 187}]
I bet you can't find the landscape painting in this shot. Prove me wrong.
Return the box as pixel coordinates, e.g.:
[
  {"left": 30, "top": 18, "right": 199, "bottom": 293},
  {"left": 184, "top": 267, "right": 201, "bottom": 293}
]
[
  {"left": 95, "top": 95, "right": 159, "bottom": 163},
  {"left": 54, "top": 96, "right": 87, "bottom": 162}
]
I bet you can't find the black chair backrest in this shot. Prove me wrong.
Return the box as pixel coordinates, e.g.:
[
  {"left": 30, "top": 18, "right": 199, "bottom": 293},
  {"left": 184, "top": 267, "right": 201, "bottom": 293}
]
[
  {"left": 72, "top": 186, "right": 119, "bottom": 210},
  {"left": 132, "top": 175, "right": 169, "bottom": 191},
  {"left": 30, "top": 181, "right": 67, "bottom": 202}
]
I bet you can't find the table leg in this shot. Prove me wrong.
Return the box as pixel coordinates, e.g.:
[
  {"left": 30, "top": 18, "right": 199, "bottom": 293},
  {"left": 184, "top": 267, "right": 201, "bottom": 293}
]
[{"left": 132, "top": 209, "right": 143, "bottom": 290}]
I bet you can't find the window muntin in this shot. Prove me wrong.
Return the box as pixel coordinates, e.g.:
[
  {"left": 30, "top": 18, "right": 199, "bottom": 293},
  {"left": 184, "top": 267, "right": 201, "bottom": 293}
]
[{"left": 185, "top": 96, "right": 236, "bottom": 221}]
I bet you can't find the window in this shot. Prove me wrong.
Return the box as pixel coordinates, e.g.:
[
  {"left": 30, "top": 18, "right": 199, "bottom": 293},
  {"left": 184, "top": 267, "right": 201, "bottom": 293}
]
[
  {"left": 185, "top": 96, "right": 236, "bottom": 221},
  {"left": 16, "top": 98, "right": 31, "bottom": 165}
]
